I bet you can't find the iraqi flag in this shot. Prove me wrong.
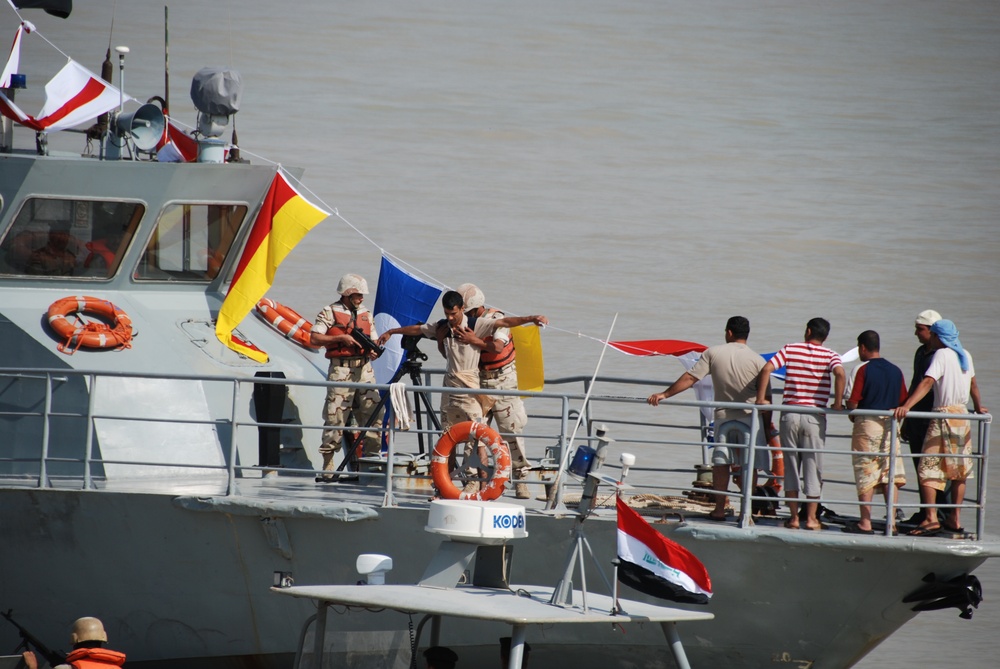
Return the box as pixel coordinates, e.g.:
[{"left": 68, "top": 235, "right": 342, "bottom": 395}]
[
  {"left": 371, "top": 255, "right": 442, "bottom": 385},
  {"left": 616, "top": 497, "right": 712, "bottom": 605},
  {"left": 216, "top": 169, "right": 330, "bottom": 362}
]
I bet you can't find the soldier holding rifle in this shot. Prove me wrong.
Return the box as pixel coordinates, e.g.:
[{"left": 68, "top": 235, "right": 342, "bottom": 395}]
[
  {"left": 14, "top": 616, "right": 124, "bottom": 669},
  {"left": 310, "top": 273, "right": 384, "bottom": 479}
]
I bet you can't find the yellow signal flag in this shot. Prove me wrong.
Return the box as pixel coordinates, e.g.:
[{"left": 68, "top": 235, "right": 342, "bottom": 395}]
[{"left": 511, "top": 325, "right": 544, "bottom": 393}]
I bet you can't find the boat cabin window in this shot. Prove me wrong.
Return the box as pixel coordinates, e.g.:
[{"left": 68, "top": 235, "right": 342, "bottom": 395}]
[
  {"left": 134, "top": 203, "right": 247, "bottom": 282},
  {"left": 0, "top": 198, "right": 144, "bottom": 278}
]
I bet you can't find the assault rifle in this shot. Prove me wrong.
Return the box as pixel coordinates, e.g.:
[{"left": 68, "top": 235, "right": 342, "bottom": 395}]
[
  {"left": 350, "top": 328, "right": 384, "bottom": 358},
  {"left": 2, "top": 610, "right": 66, "bottom": 666}
]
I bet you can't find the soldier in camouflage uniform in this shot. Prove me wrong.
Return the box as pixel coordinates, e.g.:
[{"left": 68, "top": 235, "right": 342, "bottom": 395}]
[
  {"left": 458, "top": 283, "right": 534, "bottom": 499},
  {"left": 310, "top": 274, "right": 383, "bottom": 478}
]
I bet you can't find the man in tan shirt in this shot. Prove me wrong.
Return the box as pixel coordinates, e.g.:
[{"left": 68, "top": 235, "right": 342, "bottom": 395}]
[
  {"left": 379, "top": 290, "right": 547, "bottom": 492},
  {"left": 648, "top": 316, "right": 771, "bottom": 521},
  {"left": 380, "top": 290, "right": 546, "bottom": 429}
]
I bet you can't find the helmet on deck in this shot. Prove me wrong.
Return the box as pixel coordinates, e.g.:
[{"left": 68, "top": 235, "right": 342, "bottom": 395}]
[
  {"left": 337, "top": 274, "right": 369, "bottom": 297},
  {"left": 70, "top": 617, "right": 108, "bottom": 644},
  {"left": 457, "top": 283, "right": 484, "bottom": 310}
]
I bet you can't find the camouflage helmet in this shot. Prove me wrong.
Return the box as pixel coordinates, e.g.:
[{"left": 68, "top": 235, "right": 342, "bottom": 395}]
[
  {"left": 70, "top": 617, "right": 107, "bottom": 644},
  {"left": 337, "top": 273, "right": 369, "bottom": 297},
  {"left": 456, "top": 283, "right": 484, "bottom": 310}
]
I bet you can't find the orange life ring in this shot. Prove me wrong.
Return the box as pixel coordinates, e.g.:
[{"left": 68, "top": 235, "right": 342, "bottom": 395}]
[
  {"left": 431, "top": 421, "right": 512, "bottom": 501},
  {"left": 255, "top": 298, "right": 320, "bottom": 349},
  {"left": 767, "top": 422, "right": 784, "bottom": 492},
  {"left": 47, "top": 295, "right": 134, "bottom": 354}
]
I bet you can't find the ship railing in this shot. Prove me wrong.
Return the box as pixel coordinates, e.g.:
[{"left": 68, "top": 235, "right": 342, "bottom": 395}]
[
  {"left": 545, "top": 375, "right": 992, "bottom": 539},
  {"left": 0, "top": 367, "right": 991, "bottom": 540}
]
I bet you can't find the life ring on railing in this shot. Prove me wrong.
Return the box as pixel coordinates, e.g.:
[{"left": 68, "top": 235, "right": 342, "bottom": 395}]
[
  {"left": 255, "top": 298, "right": 320, "bottom": 350},
  {"left": 431, "top": 421, "right": 512, "bottom": 501},
  {"left": 766, "top": 422, "right": 784, "bottom": 492},
  {"left": 47, "top": 295, "right": 134, "bottom": 354}
]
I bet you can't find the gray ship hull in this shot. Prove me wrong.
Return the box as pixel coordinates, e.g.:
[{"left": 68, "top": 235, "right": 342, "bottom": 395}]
[{"left": 1, "top": 483, "right": 992, "bottom": 669}]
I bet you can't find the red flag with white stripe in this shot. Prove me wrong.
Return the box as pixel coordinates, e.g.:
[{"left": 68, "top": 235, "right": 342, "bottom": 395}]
[{"left": 617, "top": 497, "right": 712, "bottom": 605}]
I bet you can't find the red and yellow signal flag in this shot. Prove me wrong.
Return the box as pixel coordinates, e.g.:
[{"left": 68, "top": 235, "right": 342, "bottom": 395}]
[{"left": 215, "top": 169, "right": 330, "bottom": 362}]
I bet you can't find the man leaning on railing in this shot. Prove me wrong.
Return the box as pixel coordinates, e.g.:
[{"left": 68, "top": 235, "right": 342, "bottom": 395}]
[{"left": 894, "top": 319, "right": 987, "bottom": 537}]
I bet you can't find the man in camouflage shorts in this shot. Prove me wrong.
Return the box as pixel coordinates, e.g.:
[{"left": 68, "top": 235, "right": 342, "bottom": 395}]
[
  {"left": 458, "top": 283, "right": 533, "bottom": 498},
  {"left": 310, "top": 274, "right": 383, "bottom": 479}
]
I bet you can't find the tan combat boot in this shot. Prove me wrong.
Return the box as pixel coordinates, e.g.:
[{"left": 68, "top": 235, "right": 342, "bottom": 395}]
[{"left": 514, "top": 467, "right": 531, "bottom": 499}]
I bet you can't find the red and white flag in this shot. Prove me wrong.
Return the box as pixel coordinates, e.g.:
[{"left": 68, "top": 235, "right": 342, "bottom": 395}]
[
  {"left": 156, "top": 117, "right": 199, "bottom": 163},
  {"left": 609, "top": 338, "right": 715, "bottom": 422},
  {"left": 616, "top": 497, "right": 712, "bottom": 605},
  {"left": 0, "top": 25, "right": 121, "bottom": 133},
  {"left": 0, "top": 22, "right": 28, "bottom": 89}
]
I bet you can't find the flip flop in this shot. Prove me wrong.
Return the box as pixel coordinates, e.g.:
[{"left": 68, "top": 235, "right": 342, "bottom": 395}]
[
  {"left": 908, "top": 525, "right": 941, "bottom": 537},
  {"left": 706, "top": 513, "right": 727, "bottom": 522},
  {"left": 783, "top": 519, "right": 800, "bottom": 530},
  {"left": 941, "top": 524, "right": 966, "bottom": 534},
  {"left": 806, "top": 523, "right": 828, "bottom": 531},
  {"left": 842, "top": 524, "right": 874, "bottom": 535}
]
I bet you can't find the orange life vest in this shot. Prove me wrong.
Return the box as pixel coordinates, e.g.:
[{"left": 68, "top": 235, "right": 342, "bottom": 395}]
[
  {"left": 476, "top": 309, "right": 516, "bottom": 371},
  {"left": 66, "top": 647, "right": 127, "bottom": 669},
  {"left": 324, "top": 306, "right": 373, "bottom": 359}
]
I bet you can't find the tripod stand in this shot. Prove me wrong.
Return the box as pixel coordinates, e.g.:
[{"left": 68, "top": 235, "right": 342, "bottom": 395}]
[
  {"left": 549, "top": 473, "right": 618, "bottom": 611},
  {"left": 328, "top": 336, "right": 442, "bottom": 478}
]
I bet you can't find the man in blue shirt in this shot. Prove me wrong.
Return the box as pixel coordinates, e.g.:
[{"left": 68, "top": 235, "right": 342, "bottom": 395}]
[{"left": 844, "top": 330, "right": 907, "bottom": 534}]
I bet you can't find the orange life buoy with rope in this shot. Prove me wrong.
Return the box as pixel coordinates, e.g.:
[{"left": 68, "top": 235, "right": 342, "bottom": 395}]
[
  {"left": 431, "top": 421, "right": 512, "bottom": 501},
  {"left": 47, "top": 296, "right": 134, "bottom": 354},
  {"left": 255, "top": 298, "right": 320, "bottom": 350},
  {"left": 767, "top": 422, "right": 784, "bottom": 492}
]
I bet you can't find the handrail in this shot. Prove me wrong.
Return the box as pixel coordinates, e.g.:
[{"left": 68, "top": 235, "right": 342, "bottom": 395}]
[{"left": 0, "top": 366, "right": 991, "bottom": 540}]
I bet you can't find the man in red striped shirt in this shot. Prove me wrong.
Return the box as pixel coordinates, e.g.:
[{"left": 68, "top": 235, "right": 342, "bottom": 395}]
[{"left": 756, "top": 318, "right": 845, "bottom": 530}]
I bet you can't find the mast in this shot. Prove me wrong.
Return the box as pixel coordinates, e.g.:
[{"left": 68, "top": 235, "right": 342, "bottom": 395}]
[{"left": 164, "top": 6, "right": 170, "bottom": 113}]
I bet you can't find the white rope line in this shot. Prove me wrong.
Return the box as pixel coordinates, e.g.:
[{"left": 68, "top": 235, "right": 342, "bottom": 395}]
[
  {"left": 566, "top": 312, "right": 618, "bottom": 454},
  {"left": 1, "top": 4, "right": 650, "bottom": 355}
]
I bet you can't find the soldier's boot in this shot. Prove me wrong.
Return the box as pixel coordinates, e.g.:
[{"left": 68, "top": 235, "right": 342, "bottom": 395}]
[
  {"left": 315, "top": 451, "right": 336, "bottom": 482},
  {"left": 514, "top": 467, "right": 531, "bottom": 499}
]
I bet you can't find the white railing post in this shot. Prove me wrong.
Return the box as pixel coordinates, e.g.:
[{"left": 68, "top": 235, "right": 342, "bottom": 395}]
[
  {"left": 38, "top": 373, "right": 52, "bottom": 489},
  {"left": 83, "top": 373, "right": 98, "bottom": 490},
  {"left": 226, "top": 378, "right": 241, "bottom": 496}
]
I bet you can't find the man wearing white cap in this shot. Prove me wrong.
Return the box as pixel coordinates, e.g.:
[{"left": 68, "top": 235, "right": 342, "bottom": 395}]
[
  {"left": 900, "top": 310, "right": 941, "bottom": 524},
  {"left": 457, "top": 283, "right": 533, "bottom": 498},
  {"left": 311, "top": 274, "right": 384, "bottom": 478},
  {"left": 895, "top": 319, "right": 987, "bottom": 535}
]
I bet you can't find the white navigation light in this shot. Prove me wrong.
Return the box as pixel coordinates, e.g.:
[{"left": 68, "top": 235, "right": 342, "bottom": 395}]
[
  {"left": 356, "top": 554, "right": 393, "bottom": 585},
  {"left": 425, "top": 499, "right": 528, "bottom": 545},
  {"left": 620, "top": 452, "right": 636, "bottom": 480}
]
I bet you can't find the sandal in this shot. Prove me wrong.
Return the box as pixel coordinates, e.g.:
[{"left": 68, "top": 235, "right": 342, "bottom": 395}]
[
  {"left": 908, "top": 524, "right": 941, "bottom": 537},
  {"left": 842, "top": 523, "right": 874, "bottom": 535}
]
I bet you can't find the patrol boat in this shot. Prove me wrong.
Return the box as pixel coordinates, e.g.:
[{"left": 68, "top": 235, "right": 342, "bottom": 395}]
[{"left": 1, "top": 10, "right": 997, "bottom": 669}]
